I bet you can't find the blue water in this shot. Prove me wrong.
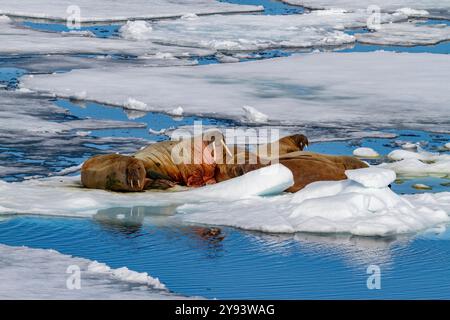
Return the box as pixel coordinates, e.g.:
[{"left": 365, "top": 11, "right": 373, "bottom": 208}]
[
  {"left": 0, "top": 213, "right": 449, "bottom": 299},
  {"left": 1, "top": 1, "right": 450, "bottom": 299},
  {"left": 22, "top": 21, "right": 120, "bottom": 38},
  {"left": 219, "top": 0, "right": 305, "bottom": 15}
]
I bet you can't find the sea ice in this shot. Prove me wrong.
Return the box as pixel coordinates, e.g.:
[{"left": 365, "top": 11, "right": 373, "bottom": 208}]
[
  {"left": 356, "top": 22, "right": 450, "bottom": 46},
  {"left": 0, "top": 0, "right": 262, "bottom": 22},
  {"left": 281, "top": 1, "right": 450, "bottom": 19},
  {"left": 0, "top": 91, "right": 149, "bottom": 179},
  {"left": 21, "top": 52, "right": 450, "bottom": 133},
  {"left": 0, "top": 244, "right": 184, "bottom": 299},
  {"left": 353, "top": 147, "right": 380, "bottom": 158},
  {"left": 0, "top": 164, "right": 293, "bottom": 217},
  {"left": 0, "top": 17, "right": 214, "bottom": 58},
  {"left": 133, "top": 10, "right": 405, "bottom": 51},
  {"left": 379, "top": 149, "right": 450, "bottom": 177},
  {"left": 178, "top": 168, "right": 450, "bottom": 236}
]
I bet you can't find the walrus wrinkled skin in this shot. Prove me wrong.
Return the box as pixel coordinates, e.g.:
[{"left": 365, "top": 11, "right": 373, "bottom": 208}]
[{"left": 81, "top": 133, "right": 367, "bottom": 192}]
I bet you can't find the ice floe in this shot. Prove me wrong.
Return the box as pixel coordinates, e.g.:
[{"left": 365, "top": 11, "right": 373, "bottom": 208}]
[
  {"left": 21, "top": 52, "right": 450, "bottom": 132},
  {"left": 178, "top": 168, "right": 450, "bottom": 236},
  {"left": 0, "top": 17, "right": 213, "bottom": 58},
  {"left": 379, "top": 149, "right": 450, "bottom": 177},
  {"left": 1, "top": 164, "right": 447, "bottom": 236},
  {"left": 0, "top": 92, "right": 149, "bottom": 179},
  {"left": 0, "top": 0, "right": 262, "bottom": 22},
  {"left": 282, "top": 1, "right": 450, "bottom": 19},
  {"left": 356, "top": 22, "right": 450, "bottom": 46},
  {"left": 131, "top": 11, "right": 405, "bottom": 51},
  {"left": 0, "top": 244, "right": 183, "bottom": 299},
  {"left": 0, "top": 164, "right": 293, "bottom": 217},
  {"left": 353, "top": 147, "right": 380, "bottom": 158}
]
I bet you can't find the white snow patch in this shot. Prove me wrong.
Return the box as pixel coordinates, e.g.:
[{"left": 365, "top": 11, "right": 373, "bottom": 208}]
[
  {"left": 0, "top": 244, "right": 182, "bottom": 299},
  {"left": 0, "top": 164, "right": 293, "bottom": 217},
  {"left": 87, "top": 261, "right": 166, "bottom": 290},
  {"left": 119, "top": 21, "right": 153, "bottom": 41},
  {"left": 345, "top": 167, "right": 396, "bottom": 188},
  {"left": 0, "top": 0, "right": 262, "bottom": 22},
  {"left": 124, "top": 98, "right": 148, "bottom": 111},
  {"left": 169, "top": 106, "right": 184, "bottom": 116},
  {"left": 379, "top": 149, "right": 450, "bottom": 177},
  {"left": 396, "top": 7, "right": 429, "bottom": 16},
  {"left": 353, "top": 147, "right": 380, "bottom": 158},
  {"left": 356, "top": 22, "right": 450, "bottom": 46},
  {"left": 242, "top": 106, "right": 269, "bottom": 124},
  {"left": 21, "top": 52, "right": 450, "bottom": 130},
  {"left": 179, "top": 168, "right": 450, "bottom": 236}
]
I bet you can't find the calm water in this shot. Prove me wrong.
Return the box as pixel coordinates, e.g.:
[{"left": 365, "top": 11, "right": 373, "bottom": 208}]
[
  {"left": 1, "top": 0, "right": 450, "bottom": 299},
  {"left": 0, "top": 213, "right": 449, "bottom": 299}
]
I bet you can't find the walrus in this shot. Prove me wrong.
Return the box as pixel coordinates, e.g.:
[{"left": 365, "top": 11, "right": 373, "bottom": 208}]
[{"left": 81, "top": 132, "right": 368, "bottom": 193}]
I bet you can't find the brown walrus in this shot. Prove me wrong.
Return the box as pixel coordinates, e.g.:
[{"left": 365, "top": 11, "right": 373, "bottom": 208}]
[{"left": 81, "top": 133, "right": 368, "bottom": 193}]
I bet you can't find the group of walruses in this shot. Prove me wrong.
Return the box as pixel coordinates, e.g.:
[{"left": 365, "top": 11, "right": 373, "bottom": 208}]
[{"left": 81, "top": 132, "right": 368, "bottom": 193}]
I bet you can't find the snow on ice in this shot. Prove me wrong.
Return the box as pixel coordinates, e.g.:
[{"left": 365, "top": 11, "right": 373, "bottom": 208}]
[{"left": 21, "top": 52, "right": 450, "bottom": 132}]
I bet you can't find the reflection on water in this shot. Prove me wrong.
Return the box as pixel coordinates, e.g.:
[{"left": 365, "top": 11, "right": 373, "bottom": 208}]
[{"left": 0, "top": 214, "right": 449, "bottom": 299}]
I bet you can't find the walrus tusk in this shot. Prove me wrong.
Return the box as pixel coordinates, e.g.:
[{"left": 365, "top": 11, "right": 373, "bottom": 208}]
[
  {"left": 213, "top": 140, "right": 217, "bottom": 162},
  {"left": 137, "top": 180, "right": 141, "bottom": 189},
  {"left": 131, "top": 180, "right": 134, "bottom": 189},
  {"left": 221, "top": 139, "right": 233, "bottom": 157}
]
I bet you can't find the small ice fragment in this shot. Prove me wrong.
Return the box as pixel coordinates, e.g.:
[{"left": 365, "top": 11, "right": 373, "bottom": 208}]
[
  {"left": 181, "top": 13, "right": 199, "bottom": 20},
  {"left": 401, "top": 142, "right": 417, "bottom": 150},
  {"left": 119, "top": 20, "right": 153, "bottom": 41},
  {"left": 242, "top": 105, "right": 269, "bottom": 123},
  {"left": 76, "top": 131, "right": 91, "bottom": 137},
  {"left": 345, "top": 167, "right": 396, "bottom": 188},
  {"left": 395, "top": 8, "right": 429, "bottom": 16},
  {"left": 124, "top": 98, "right": 148, "bottom": 111},
  {"left": 445, "top": 142, "right": 450, "bottom": 150},
  {"left": 169, "top": 106, "right": 184, "bottom": 116},
  {"left": 412, "top": 183, "right": 432, "bottom": 190},
  {"left": 70, "top": 91, "right": 87, "bottom": 100},
  {"left": 353, "top": 147, "right": 379, "bottom": 158}
]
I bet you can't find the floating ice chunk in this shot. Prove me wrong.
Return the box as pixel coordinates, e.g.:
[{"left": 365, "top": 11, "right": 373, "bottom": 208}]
[
  {"left": 181, "top": 13, "right": 199, "bottom": 20},
  {"left": 281, "top": 0, "right": 446, "bottom": 18},
  {"left": 353, "top": 147, "right": 379, "bottom": 158},
  {"left": 21, "top": 52, "right": 450, "bottom": 130},
  {"left": 388, "top": 149, "right": 428, "bottom": 161},
  {"left": 216, "top": 54, "right": 240, "bottom": 63},
  {"left": 380, "top": 149, "right": 450, "bottom": 176},
  {"left": 0, "top": 18, "right": 214, "bottom": 58},
  {"left": 179, "top": 180, "right": 450, "bottom": 236},
  {"left": 0, "top": 15, "right": 11, "bottom": 22},
  {"left": 0, "top": 244, "right": 180, "bottom": 299},
  {"left": 445, "top": 142, "right": 450, "bottom": 150},
  {"left": 401, "top": 142, "right": 417, "bottom": 150},
  {"left": 0, "top": 164, "right": 293, "bottom": 216},
  {"left": 124, "top": 98, "right": 148, "bottom": 111},
  {"left": 395, "top": 8, "right": 429, "bottom": 16},
  {"left": 242, "top": 106, "right": 269, "bottom": 124},
  {"left": 169, "top": 106, "right": 184, "bottom": 116},
  {"left": 88, "top": 261, "right": 166, "bottom": 290},
  {"left": 356, "top": 22, "right": 450, "bottom": 46},
  {"left": 141, "top": 11, "right": 403, "bottom": 51},
  {"left": 345, "top": 167, "right": 396, "bottom": 188},
  {"left": 413, "top": 183, "right": 432, "bottom": 190},
  {"left": 0, "top": 0, "right": 262, "bottom": 23},
  {"left": 119, "top": 21, "right": 153, "bottom": 41}
]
